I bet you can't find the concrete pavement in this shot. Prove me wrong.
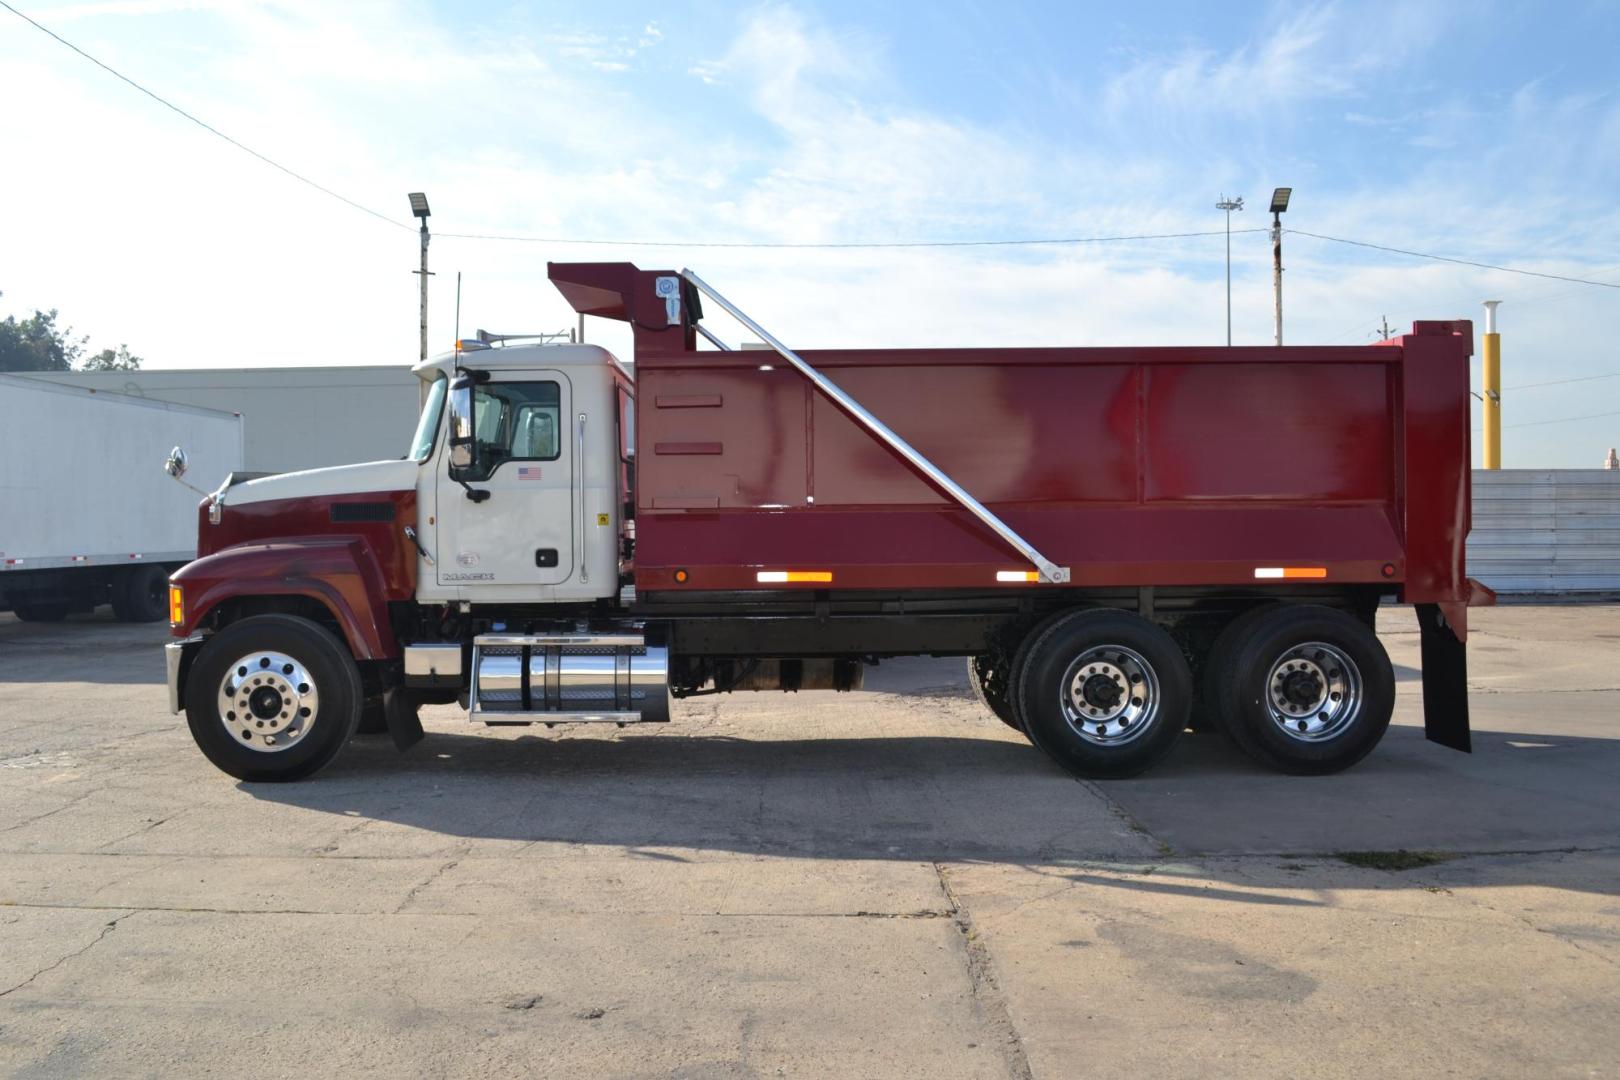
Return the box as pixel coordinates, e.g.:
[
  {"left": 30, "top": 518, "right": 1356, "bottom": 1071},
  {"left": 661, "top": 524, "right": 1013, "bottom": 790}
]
[{"left": 1, "top": 604, "right": 1616, "bottom": 1078}]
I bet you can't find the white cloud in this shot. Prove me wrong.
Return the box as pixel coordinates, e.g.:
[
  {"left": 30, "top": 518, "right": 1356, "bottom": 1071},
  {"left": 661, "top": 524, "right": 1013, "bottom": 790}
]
[{"left": 1, "top": 1, "right": 1616, "bottom": 466}]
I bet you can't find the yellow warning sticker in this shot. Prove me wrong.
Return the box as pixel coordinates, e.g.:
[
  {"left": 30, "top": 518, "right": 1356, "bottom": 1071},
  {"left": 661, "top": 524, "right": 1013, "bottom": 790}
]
[{"left": 596, "top": 513, "right": 611, "bottom": 526}]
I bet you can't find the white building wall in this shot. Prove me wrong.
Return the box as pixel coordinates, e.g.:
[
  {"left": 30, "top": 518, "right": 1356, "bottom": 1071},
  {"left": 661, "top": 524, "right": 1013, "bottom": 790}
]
[{"left": 1469, "top": 470, "right": 1620, "bottom": 594}]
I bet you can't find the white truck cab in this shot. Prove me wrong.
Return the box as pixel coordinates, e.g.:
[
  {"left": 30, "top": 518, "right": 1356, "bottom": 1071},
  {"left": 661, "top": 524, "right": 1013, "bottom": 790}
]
[{"left": 410, "top": 343, "right": 633, "bottom": 607}]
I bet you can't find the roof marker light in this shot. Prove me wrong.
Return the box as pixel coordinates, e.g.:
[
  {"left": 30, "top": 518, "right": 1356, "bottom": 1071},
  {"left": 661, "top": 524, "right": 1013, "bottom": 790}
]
[
  {"left": 996, "top": 570, "right": 1040, "bottom": 583},
  {"left": 756, "top": 570, "right": 833, "bottom": 583},
  {"left": 1254, "top": 566, "right": 1328, "bottom": 580}
]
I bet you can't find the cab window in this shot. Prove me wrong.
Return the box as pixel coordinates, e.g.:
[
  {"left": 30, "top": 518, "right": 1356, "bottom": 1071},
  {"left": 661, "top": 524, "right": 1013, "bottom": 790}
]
[{"left": 462, "top": 380, "right": 561, "bottom": 481}]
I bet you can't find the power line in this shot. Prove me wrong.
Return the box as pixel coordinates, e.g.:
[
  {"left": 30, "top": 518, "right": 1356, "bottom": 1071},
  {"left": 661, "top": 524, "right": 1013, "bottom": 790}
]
[
  {"left": 1506, "top": 371, "right": 1620, "bottom": 392},
  {"left": 1481, "top": 410, "right": 1620, "bottom": 431},
  {"left": 435, "top": 227, "right": 1271, "bottom": 249},
  {"left": 0, "top": 0, "right": 408, "bottom": 231},
  {"left": 10, "top": 0, "right": 1620, "bottom": 281},
  {"left": 1286, "top": 228, "right": 1620, "bottom": 289}
]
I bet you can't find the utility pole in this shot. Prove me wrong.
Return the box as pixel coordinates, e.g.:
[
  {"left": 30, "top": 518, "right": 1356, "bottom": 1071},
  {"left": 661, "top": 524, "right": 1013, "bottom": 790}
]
[
  {"left": 1482, "top": 300, "right": 1502, "bottom": 469},
  {"left": 1269, "top": 188, "right": 1291, "bottom": 346},
  {"left": 408, "top": 193, "right": 433, "bottom": 364},
  {"left": 1378, "top": 315, "right": 1394, "bottom": 341},
  {"left": 1216, "top": 195, "right": 1243, "bottom": 345}
]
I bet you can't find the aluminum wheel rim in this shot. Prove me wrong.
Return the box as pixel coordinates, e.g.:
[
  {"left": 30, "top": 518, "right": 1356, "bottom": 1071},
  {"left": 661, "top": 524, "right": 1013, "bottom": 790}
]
[
  {"left": 1265, "top": 641, "right": 1361, "bottom": 743},
  {"left": 1059, "top": 644, "right": 1159, "bottom": 746},
  {"left": 216, "top": 651, "right": 319, "bottom": 753}
]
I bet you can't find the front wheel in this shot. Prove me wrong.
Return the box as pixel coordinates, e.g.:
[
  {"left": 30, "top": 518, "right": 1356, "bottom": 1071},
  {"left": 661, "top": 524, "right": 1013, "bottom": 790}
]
[
  {"left": 184, "top": 614, "right": 362, "bottom": 782},
  {"left": 1204, "top": 604, "right": 1394, "bottom": 775},
  {"left": 1014, "top": 609, "right": 1192, "bottom": 779}
]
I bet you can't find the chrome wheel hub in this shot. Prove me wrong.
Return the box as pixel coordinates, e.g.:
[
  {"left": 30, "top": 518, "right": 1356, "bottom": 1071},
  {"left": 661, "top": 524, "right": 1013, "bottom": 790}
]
[
  {"left": 1060, "top": 645, "right": 1158, "bottom": 746},
  {"left": 1266, "top": 642, "right": 1361, "bottom": 742},
  {"left": 217, "top": 651, "right": 319, "bottom": 753}
]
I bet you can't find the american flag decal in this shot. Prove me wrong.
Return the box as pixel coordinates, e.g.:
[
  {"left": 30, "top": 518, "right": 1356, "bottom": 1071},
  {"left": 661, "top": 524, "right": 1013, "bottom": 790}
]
[{"left": 517, "top": 466, "right": 543, "bottom": 480}]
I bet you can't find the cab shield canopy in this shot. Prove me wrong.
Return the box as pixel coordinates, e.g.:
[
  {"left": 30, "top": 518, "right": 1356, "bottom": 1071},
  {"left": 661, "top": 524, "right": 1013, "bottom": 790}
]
[{"left": 547, "top": 262, "right": 702, "bottom": 332}]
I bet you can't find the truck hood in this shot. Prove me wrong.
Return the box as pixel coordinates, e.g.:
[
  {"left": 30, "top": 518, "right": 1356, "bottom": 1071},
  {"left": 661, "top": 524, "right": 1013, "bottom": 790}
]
[{"left": 221, "top": 458, "right": 420, "bottom": 507}]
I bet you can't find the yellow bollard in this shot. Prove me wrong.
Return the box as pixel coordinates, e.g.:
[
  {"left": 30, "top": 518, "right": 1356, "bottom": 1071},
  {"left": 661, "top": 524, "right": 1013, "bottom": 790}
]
[{"left": 1482, "top": 301, "right": 1502, "bottom": 469}]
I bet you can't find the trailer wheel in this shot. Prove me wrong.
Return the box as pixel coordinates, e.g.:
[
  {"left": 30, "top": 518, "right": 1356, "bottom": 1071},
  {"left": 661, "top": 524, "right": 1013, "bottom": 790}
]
[
  {"left": 112, "top": 565, "right": 169, "bottom": 623},
  {"left": 967, "top": 655, "right": 1021, "bottom": 731},
  {"left": 1205, "top": 604, "right": 1394, "bottom": 775},
  {"left": 1013, "top": 610, "right": 1191, "bottom": 779},
  {"left": 12, "top": 602, "right": 69, "bottom": 623},
  {"left": 184, "top": 614, "right": 362, "bottom": 782}
]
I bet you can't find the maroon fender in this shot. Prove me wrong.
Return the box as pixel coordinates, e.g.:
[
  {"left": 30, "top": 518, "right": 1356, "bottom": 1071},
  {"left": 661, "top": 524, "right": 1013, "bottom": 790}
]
[{"left": 173, "top": 536, "right": 403, "bottom": 660}]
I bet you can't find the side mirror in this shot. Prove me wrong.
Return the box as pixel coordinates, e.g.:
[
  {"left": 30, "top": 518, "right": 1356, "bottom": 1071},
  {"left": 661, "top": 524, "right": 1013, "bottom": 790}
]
[
  {"left": 447, "top": 374, "right": 477, "bottom": 473},
  {"left": 164, "top": 446, "right": 188, "bottom": 479}
]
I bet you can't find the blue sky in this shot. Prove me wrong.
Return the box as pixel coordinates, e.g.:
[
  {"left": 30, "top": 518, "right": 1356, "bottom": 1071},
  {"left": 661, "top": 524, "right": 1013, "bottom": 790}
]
[{"left": 1, "top": 0, "right": 1618, "bottom": 466}]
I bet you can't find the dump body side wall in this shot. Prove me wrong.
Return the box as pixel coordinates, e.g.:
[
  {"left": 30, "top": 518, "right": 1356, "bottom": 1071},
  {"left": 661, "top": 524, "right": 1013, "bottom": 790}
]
[{"left": 628, "top": 333, "right": 1471, "bottom": 598}]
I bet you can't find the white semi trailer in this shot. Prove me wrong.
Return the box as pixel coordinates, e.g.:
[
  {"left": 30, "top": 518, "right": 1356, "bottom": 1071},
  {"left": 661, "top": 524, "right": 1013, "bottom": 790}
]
[
  {"left": 23, "top": 366, "right": 422, "bottom": 475},
  {"left": 0, "top": 374, "right": 243, "bottom": 622}
]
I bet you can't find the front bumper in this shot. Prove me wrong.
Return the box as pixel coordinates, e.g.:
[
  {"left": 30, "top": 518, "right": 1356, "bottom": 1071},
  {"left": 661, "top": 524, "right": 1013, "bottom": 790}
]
[{"left": 165, "top": 635, "right": 204, "bottom": 715}]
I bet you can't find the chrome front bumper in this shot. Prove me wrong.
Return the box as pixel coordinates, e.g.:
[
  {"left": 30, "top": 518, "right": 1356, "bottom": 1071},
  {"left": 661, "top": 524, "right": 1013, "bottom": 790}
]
[{"left": 166, "top": 635, "right": 203, "bottom": 715}]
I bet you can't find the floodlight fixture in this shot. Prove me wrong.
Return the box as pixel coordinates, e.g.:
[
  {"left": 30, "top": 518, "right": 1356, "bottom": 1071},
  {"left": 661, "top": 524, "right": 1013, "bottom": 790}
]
[
  {"left": 408, "top": 192, "right": 431, "bottom": 219},
  {"left": 1269, "top": 187, "right": 1292, "bottom": 214}
]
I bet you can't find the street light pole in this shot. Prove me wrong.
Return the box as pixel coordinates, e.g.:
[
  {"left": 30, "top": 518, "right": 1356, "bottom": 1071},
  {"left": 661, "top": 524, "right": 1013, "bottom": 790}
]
[
  {"left": 1269, "top": 187, "right": 1291, "bottom": 346},
  {"left": 1216, "top": 196, "right": 1243, "bottom": 345},
  {"left": 408, "top": 193, "right": 433, "bottom": 365}
]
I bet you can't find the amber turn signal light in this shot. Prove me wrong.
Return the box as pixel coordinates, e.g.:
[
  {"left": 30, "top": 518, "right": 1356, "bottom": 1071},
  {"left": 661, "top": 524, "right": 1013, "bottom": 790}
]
[{"left": 168, "top": 584, "right": 184, "bottom": 627}]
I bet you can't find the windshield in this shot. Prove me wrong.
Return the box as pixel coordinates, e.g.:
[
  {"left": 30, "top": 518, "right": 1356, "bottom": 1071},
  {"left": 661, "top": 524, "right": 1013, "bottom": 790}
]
[{"left": 407, "top": 374, "right": 448, "bottom": 461}]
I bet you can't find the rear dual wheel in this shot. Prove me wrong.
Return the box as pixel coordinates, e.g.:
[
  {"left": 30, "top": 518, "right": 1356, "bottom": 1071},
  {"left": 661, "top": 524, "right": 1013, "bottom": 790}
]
[
  {"left": 1204, "top": 604, "right": 1394, "bottom": 775},
  {"left": 967, "top": 654, "right": 1021, "bottom": 731},
  {"left": 1013, "top": 610, "right": 1192, "bottom": 779}
]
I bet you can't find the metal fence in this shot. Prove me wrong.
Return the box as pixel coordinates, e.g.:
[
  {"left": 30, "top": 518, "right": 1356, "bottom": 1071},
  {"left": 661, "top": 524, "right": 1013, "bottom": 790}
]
[{"left": 1469, "top": 470, "right": 1620, "bottom": 594}]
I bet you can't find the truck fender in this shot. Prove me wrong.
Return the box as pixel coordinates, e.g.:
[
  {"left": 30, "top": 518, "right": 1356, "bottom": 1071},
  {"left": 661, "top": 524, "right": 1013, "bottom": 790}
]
[{"left": 171, "top": 537, "right": 399, "bottom": 660}]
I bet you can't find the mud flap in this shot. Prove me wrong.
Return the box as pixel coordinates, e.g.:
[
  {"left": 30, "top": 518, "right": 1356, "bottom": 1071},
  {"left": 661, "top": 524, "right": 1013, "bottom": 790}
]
[
  {"left": 384, "top": 688, "right": 425, "bottom": 751},
  {"left": 1416, "top": 603, "right": 1471, "bottom": 752}
]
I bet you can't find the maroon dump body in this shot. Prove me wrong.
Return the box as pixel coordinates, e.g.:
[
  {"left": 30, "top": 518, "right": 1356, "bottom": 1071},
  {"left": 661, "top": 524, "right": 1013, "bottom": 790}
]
[{"left": 550, "top": 262, "right": 1474, "bottom": 616}]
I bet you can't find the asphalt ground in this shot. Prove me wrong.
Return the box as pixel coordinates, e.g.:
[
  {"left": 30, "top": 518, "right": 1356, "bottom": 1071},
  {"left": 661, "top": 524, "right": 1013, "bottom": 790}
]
[{"left": 1, "top": 604, "right": 1616, "bottom": 1079}]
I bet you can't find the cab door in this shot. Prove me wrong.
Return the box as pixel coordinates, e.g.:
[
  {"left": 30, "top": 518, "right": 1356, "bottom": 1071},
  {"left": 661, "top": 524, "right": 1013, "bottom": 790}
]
[{"left": 435, "top": 371, "right": 575, "bottom": 595}]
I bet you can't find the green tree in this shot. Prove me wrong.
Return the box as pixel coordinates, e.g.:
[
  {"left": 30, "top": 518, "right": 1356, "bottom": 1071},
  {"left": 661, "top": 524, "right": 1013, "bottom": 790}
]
[
  {"left": 0, "top": 291, "right": 141, "bottom": 372},
  {"left": 80, "top": 344, "right": 143, "bottom": 371},
  {"left": 0, "top": 304, "right": 84, "bottom": 372}
]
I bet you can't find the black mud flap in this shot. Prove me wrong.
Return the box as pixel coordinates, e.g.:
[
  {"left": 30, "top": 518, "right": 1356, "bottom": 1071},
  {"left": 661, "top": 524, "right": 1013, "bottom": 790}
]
[
  {"left": 384, "top": 688, "right": 425, "bottom": 751},
  {"left": 1416, "top": 603, "right": 1471, "bottom": 752}
]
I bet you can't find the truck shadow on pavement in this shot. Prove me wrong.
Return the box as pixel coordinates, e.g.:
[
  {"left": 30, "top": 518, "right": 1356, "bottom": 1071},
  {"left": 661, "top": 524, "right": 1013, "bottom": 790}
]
[{"left": 238, "top": 719, "right": 1620, "bottom": 884}]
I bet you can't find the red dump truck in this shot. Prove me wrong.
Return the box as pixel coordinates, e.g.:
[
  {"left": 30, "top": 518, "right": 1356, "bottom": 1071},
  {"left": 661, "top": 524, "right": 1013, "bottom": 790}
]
[{"left": 164, "top": 262, "right": 1490, "bottom": 782}]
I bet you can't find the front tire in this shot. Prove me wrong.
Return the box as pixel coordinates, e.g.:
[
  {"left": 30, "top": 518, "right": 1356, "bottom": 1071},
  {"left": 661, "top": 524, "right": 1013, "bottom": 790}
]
[
  {"left": 1014, "top": 609, "right": 1192, "bottom": 779},
  {"left": 184, "top": 615, "right": 362, "bottom": 782},
  {"left": 1204, "top": 604, "right": 1394, "bottom": 775}
]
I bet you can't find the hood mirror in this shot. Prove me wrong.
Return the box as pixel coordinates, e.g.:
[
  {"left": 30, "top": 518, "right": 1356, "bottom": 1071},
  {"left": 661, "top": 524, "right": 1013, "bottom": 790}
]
[{"left": 164, "top": 446, "right": 188, "bottom": 479}]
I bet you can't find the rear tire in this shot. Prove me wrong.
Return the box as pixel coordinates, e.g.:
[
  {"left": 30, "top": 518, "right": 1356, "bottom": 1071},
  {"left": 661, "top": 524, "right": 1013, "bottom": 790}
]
[
  {"left": 1205, "top": 604, "right": 1394, "bottom": 775},
  {"left": 967, "top": 655, "right": 1021, "bottom": 731},
  {"left": 1013, "top": 609, "right": 1191, "bottom": 779},
  {"left": 112, "top": 565, "right": 169, "bottom": 623},
  {"left": 184, "top": 614, "right": 362, "bottom": 782},
  {"left": 12, "top": 602, "right": 69, "bottom": 623}
]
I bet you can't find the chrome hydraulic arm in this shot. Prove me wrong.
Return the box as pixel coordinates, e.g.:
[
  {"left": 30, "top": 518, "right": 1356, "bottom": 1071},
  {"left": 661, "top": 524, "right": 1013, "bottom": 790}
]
[{"left": 678, "top": 269, "right": 1070, "bottom": 583}]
